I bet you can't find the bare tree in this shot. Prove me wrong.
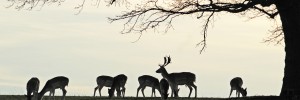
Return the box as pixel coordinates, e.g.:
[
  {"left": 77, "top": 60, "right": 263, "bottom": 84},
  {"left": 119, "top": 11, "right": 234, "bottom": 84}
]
[
  {"left": 26, "top": 77, "right": 40, "bottom": 100},
  {"left": 5, "top": 0, "right": 300, "bottom": 97}
]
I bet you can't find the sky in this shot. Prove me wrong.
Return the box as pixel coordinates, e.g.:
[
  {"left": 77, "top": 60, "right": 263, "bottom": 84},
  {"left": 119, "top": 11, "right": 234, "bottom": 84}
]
[{"left": 0, "top": 0, "right": 284, "bottom": 98}]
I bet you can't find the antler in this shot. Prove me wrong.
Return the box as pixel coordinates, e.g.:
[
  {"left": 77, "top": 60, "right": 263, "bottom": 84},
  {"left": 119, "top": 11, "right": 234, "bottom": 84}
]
[
  {"left": 165, "top": 56, "right": 171, "bottom": 66},
  {"left": 159, "top": 56, "right": 171, "bottom": 67}
]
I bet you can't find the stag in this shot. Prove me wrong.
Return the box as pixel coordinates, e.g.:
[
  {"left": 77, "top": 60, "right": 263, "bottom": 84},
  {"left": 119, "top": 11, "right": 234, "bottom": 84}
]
[
  {"left": 156, "top": 56, "right": 197, "bottom": 98},
  {"left": 38, "top": 76, "right": 69, "bottom": 100},
  {"left": 93, "top": 75, "right": 114, "bottom": 97},
  {"left": 26, "top": 77, "right": 40, "bottom": 100},
  {"left": 136, "top": 75, "right": 161, "bottom": 97},
  {"left": 108, "top": 74, "right": 127, "bottom": 98},
  {"left": 229, "top": 77, "right": 247, "bottom": 98}
]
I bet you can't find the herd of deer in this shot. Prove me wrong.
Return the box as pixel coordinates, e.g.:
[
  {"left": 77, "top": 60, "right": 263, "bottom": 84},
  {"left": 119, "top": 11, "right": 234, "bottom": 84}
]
[{"left": 25, "top": 56, "right": 247, "bottom": 100}]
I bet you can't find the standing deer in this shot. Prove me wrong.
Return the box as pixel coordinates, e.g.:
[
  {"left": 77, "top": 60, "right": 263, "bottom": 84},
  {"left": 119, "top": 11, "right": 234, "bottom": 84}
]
[
  {"left": 136, "top": 75, "right": 161, "bottom": 97},
  {"left": 93, "top": 75, "right": 114, "bottom": 97},
  {"left": 156, "top": 56, "right": 197, "bottom": 98},
  {"left": 26, "top": 77, "right": 40, "bottom": 100},
  {"left": 108, "top": 74, "right": 127, "bottom": 98},
  {"left": 38, "top": 76, "right": 69, "bottom": 100},
  {"left": 159, "top": 78, "right": 169, "bottom": 100},
  {"left": 229, "top": 77, "right": 247, "bottom": 98}
]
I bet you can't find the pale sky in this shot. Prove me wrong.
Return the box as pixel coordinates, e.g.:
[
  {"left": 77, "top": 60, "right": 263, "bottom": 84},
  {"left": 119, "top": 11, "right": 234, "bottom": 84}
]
[{"left": 0, "top": 1, "right": 284, "bottom": 98}]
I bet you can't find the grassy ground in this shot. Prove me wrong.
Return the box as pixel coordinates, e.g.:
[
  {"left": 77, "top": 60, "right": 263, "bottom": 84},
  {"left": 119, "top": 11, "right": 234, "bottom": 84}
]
[{"left": 0, "top": 95, "right": 287, "bottom": 100}]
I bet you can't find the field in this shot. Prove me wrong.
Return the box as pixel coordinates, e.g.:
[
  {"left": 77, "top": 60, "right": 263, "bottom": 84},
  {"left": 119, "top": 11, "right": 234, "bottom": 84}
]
[{"left": 0, "top": 95, "right": 288, "bottom": 100}]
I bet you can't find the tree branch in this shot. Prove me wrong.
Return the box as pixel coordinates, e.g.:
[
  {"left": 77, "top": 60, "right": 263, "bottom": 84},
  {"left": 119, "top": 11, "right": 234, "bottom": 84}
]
[{"left": 109, "top": 0, "right": 278, "bottom": 53}]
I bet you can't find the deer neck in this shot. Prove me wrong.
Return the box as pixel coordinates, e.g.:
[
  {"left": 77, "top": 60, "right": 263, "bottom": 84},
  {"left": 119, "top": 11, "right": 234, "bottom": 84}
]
[
  {"left": 38, "top": 84, "right": 50, "bottom": 99},
  {"left": 236, "top": 87, "right": 245, "bottom": 94},
  {"left": 160, "top": 69, "right": 173, "bottom": 83}
]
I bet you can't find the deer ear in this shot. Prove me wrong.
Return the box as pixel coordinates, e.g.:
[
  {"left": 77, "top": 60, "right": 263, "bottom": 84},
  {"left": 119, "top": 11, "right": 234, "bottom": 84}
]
[{"left": 245, "top": 88, "right": 247, "bottom": 91}]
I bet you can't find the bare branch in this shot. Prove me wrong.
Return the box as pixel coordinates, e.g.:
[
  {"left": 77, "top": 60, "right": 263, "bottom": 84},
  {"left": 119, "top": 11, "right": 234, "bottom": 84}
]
[
  {"left": 196, "top": 11, "right": 214, "bottom": 54},
  {"left": 264, "top": 26, "right": 284, "bottom": 45},
  {"left": 74, "top": 0, "right": 86, "bottom": 15},
  {"left": 109, "top": 0, "right": 278, "bottom": 53},
  {"left": 5, "top": 0, "right": 282, "bottom": 53},
  {"left": 6, "top": 0, "right": 65, "bottom": 10},
  {"left": 253, "top": 5, "right": 278, "bottom": 18}
]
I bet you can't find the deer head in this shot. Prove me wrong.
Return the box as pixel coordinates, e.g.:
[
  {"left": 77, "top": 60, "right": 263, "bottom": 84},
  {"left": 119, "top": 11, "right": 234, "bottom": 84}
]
[
  {"left": 156, "top": 56, "right": 171, "bottom": 73},
  {"left": 241, "top": 88, "right": 247, "bottom": 97},
  {"left": 108, "top": 88, "right": 114, "bottom": 98}
]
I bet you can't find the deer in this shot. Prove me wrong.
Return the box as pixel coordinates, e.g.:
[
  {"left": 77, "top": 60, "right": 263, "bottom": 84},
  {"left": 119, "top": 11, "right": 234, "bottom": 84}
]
[
  {"left": 93, "top": 75, "right": 114, "bottom": 97},
  {"left": 136, "top": 75, "right": 161, "bottom": 97},
  {"left": 38, "top": 76, "right": 69, "bottom": 100},
  {"left": 26, "top": 77, "right": 40, "bottom": 100},
  {"left": 108, "top": 74, "right": 127, "bottom": 98},
  {"left": 159, "top": 78, "right": 169, "bottom": 100},
  {"left": 229, "top": 77, "right": 247, "bottom": 98},
  {"left": 156, "top": 56, "right": 197, "bottom": 98}
]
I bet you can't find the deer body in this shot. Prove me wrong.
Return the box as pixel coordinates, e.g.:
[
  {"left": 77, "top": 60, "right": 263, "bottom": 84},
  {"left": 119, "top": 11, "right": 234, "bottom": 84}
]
[
  {"left": 38, "top": 76, "right": 69, "bottom": 100},
  {"left": 229, "top": 77, "right": 247, "bottom": 97},
  {"left": 26, "top": 77, "right": 40, "bottom": 100},
  {"left": 156, "top": 56, "right": 197, "bottom": 98},
  {"left": 93, "top": 75, "right": 113, "bottom": 97},
  {"left": 136, "top": 75, "right": 160, "bottom": 97},
  {"left": 108, "top": 74, "right": 127, "bottom": 98},
  {"left": 159, "top": 78, "right": 169, "bottom": 100}
]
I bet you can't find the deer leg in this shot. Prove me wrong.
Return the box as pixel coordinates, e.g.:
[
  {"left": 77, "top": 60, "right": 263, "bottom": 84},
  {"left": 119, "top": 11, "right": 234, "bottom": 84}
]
[
  {"left": 171, "top": 89, "right": 174, "bottom": 97},
  {"left": 94, "top": 86, "right": 99, "bottom": 97},
  {"left": 49, "top": 90, "right": 52, "bottom": 100},
  {"left": 151, "top": 87, "right": 156, "bottom": 97},
  {"left": 116, "top": 87, "right": 121, "bottom": 97},
  {"left": 34, "top": 91, "right": 38, "bottom": 100},
  {"left": 191, "top": 83, "right": 197, "bottom": 98},
  {"left": 50, "top": 89, "right": 55, "bottom": 100},
  {"left": 137, "top": 86, "right": 142, "bottom": 97},
  {"left": 170, "top": 86, "right": 174, "bottom": 97},
  {"left": 53, "top": 89, "right": 56, "bottom": 100},
  {"left": 62, "top": 88, "right": 67, "bottom": 100},
  {"left": 98, "top": 86, "right": 103, "bottom": 97},
  {"left": 174, "top": 85, "right": 179, "bottom": 97},
  {"left": 229, "top": 89, "right": 233, "bottom": 98},
  {"left": 236, "top": 90, "right": 239, "bottom": 97},
  {"left": 153, "top": 87, "right": 156, "bottom": 97},
  {"left": 121, "top": 87, "right": 125, "bottom": 97},
  {"left": 26, "top": 91, "right": 31, "bottom": 100},
  {"left": 187, "top": 85, "right": 193, "bottom": 98},
  {"left": 141, "top": 87, "right": 146, "bottom": 97}
]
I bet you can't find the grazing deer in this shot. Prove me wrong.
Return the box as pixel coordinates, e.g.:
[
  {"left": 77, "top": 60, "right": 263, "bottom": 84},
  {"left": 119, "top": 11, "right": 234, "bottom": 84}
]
[
  {"left": 136, "top": 75, "right": 161, "bottom": 97},
  {"left": 26, "top": 77, "right": 40, "bottom": 100},
  {"left": 38, "top": 76, "right": 69, "bottom": 100},
  {"left": 108, "top": 74, "right": 127, "bottom": 98},
  {"left": 93, "top": 75, "right": 114, "bottom": 97},
  {"left": 156, "top": 56, "right": 197, "bottom": 98},
  {"left": 159, "top": 78, "right": 169, "bottom": 100},
  {"left": 229, "top": 77, "right": 247, "bottom": 98}
]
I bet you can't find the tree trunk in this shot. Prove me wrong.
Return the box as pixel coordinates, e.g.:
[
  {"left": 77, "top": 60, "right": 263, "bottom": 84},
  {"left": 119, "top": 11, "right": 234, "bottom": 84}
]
[{"left": 276, "top": 0, "right": 300, "bottom": 97}]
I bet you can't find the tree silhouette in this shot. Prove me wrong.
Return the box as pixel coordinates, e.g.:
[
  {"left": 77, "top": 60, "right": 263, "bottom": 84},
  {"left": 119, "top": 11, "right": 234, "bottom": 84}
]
[{"left": 5, "top": 0, "right": 300, "bottom": 97}]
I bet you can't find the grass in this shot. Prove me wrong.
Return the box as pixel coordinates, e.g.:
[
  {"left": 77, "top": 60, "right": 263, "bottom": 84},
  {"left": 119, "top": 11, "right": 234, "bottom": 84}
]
[{"left": 0, "top": 95, "right": 289, "bottom": 100}]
